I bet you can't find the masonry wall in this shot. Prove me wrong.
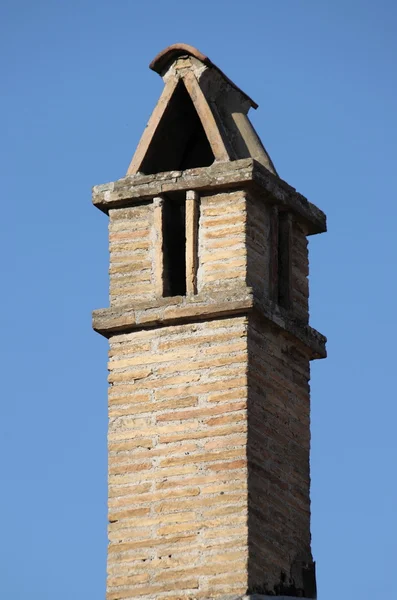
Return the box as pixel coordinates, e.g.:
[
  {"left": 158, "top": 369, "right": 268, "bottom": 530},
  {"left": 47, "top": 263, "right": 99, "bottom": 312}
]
[
  {"left": 107, "top": 316, "right": 250, "bottom": 600},
  {"left": 245, "top": 191, "right": 310, "bottom": 324},
  {"left": 291, "top": 221, "right": 309, "bottom": 323},
  {"left": 245, "top": 192, "right": 271, "bottom": 301},
  {"left": 197, "top": 191, "right": 247, "bottom": 293},
  {"left": 247, "top": 313, "right": 313, "bottom": 595},
  {"left": 108, "top": 191, "right": 309, "bottom": 322},
  {"left": 109, "top": 204, "right": 155, "bottom": 306}
]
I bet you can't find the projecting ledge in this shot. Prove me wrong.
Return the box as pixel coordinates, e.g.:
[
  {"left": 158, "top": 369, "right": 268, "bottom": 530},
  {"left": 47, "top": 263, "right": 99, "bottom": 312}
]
[
  {"left": 211, "top": 596, "right": 315, "bottom": 600},
  {"left": 92, "top": 289, "right": 254, "bottom": 337},
  {"left": 92, "top": 158, "right": 326, "bottom": 235},
  {"left": 92, "top": 287, "right": 326, "bottom": 359}
]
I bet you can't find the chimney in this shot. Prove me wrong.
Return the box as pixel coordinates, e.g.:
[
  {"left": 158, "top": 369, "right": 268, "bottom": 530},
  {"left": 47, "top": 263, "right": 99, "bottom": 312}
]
[{"left": 93, "top": 43, "right": 326, "bottom": 600}]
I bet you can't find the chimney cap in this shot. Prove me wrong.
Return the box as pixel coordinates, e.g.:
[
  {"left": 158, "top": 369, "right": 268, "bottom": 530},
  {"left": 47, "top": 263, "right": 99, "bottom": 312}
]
[{"left": 149, "top": 43, "right": 259, "bottom": 109}]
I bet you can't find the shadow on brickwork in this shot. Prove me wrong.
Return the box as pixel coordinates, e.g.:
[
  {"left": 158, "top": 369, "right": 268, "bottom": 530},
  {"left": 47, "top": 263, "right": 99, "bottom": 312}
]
[{"left": 246, "top": 315, "right": 317, "bottom": 598}]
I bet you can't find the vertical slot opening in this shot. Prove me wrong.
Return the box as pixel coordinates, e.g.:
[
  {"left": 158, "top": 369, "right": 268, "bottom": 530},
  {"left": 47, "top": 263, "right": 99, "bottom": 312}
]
[
  {"left": 277, "top": 211, "right": 292, "bottom": 309},
  {"left": 163, "top": 192, "right": 186, "bottom": 297}
]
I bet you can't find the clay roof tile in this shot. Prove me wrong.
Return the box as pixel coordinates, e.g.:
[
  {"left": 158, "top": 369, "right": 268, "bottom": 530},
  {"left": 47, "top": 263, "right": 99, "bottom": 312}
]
[{"left": 149, "top": 43, "right": 258, "bottom": 109}]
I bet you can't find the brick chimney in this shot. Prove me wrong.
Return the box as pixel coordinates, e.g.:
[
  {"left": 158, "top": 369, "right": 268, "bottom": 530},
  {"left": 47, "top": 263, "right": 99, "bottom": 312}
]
[{"left": 93, "top": 43, "right": 326, "bottom": 600}]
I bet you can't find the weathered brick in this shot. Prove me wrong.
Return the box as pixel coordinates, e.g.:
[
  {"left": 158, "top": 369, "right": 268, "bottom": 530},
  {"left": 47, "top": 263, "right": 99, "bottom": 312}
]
[
  {"left": 107, "top": 578, "right": 199, "bottom": 600},
  {"left": 155, "top": 400, "right": 246, "bottom": 422},
  {"left": 156, "top": 492, "right": 246, "bottom": 514},
  {"left": 109, "top": 396, "right": 198, "bottom": 418},
  {"left": 155, "top": 469, "right": 246, "bottom": 490},
  {"left": 108, "top": 482, "right": 152, "bottom": 498},
  {"left": 159, "top": 423, "right": 247, "bottom": 444},
  {"left": 109, "top": 488, "right": 200, "bottom": 511},
  {"left": 159, "top": 447, "right": 245, "bottom": 468},
  {"left": 107, "top": 573, "right": 149, "bottom": 587},
  {"left": 108, "top": 464, "right": 198, "bottom": 485}
]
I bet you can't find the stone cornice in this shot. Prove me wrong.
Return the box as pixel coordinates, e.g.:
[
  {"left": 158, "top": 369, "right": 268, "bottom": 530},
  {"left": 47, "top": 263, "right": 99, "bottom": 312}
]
[
  {"left": 92, "top": 159, "right": 326, "bottom": 235},
  {"left": 92, "top": 287, "right": 326, "bottom": 360}
]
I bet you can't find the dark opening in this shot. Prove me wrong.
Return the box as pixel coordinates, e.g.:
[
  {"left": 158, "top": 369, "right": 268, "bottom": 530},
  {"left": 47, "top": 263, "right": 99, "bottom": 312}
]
[
  {"left": 139, "top": 80, "right": 215, "bottom": 174},
  {"left": 163, "top": 192, "right": 186, "bottom": 296},
  {"left": 277, "top": 211, "right": 292, "bottom": 309}
]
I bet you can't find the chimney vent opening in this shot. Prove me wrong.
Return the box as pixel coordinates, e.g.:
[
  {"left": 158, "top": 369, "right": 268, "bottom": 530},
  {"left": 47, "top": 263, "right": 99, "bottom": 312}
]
[
  {"left": 140, "top": 80, "right": 215, "bottom": 174},
  {"left": 162, "top": 192, "right": 186, "bottom": 297}
]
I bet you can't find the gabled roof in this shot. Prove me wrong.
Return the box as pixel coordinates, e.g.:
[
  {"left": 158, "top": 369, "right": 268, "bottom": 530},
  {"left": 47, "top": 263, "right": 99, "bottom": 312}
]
[{"left": 127, "top": 44, "right": 277, "bottom": 177}]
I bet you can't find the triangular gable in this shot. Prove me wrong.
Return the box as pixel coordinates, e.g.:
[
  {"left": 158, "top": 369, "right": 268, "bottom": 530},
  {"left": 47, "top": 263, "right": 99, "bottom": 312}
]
[{"left": 127, "top": 72, "right": 230, "bottom": 175}]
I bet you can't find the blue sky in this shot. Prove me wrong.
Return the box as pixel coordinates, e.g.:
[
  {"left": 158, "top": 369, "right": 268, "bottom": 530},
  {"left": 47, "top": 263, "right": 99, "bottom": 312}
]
[{"left": 1, "top": 1, "right": 396, "bottom": 598}]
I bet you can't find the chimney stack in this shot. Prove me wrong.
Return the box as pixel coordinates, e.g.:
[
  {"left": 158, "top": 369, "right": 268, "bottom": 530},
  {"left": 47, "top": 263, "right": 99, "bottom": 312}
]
[{"left": 93, "top": 44, "right": 326, "bottom": 600}]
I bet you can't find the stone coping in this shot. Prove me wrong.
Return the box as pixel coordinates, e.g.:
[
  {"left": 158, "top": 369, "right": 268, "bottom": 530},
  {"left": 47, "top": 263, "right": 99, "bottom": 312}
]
[
  {"left": 209, "top": 596, "right": 315, "bottom": 600},
  {"left": 92, "top": 287, "right": 326, "bottom": 360},
  {"left": 92, "top": 158, "right": 326, "bottom": 236}
]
